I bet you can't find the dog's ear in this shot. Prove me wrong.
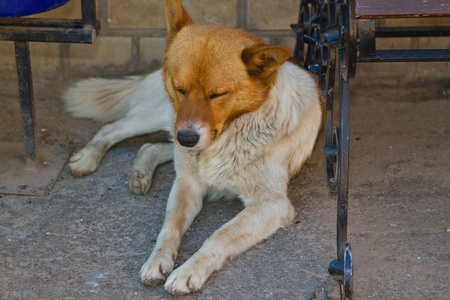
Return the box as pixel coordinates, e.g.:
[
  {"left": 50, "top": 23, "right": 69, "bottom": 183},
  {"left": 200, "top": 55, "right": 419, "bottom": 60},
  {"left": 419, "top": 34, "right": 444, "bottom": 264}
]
[
  {"left": 242, "top": 45, "right": 292, "bottom": 78},
  {"left": 165, "top": 0, "right": 193, "bottom": 49}
]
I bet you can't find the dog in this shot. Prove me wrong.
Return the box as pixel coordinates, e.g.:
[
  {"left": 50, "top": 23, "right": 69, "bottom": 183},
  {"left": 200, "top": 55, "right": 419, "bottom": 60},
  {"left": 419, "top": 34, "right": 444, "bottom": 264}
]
[{"left": 62, "top": 0, "right": 322, "bottom": 295}]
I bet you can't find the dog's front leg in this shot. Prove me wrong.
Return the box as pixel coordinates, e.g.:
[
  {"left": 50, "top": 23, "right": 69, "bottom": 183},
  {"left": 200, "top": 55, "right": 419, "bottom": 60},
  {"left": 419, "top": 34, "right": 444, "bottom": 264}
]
[
  {"left": 140, "top": 176, "right": 204, "bottom": 286},
  {"left": 164, "top": 195, "right": 294, "bottom": 295}
]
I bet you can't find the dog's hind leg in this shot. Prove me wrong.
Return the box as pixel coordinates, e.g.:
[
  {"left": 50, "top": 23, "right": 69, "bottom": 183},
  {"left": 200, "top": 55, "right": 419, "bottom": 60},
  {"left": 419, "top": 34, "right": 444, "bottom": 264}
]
[
  {"left": 69, "top": 116, "right": 157, "bottom": 176},
  {"left": 129, "top": 143, "right": 174, "bottom": 195}
]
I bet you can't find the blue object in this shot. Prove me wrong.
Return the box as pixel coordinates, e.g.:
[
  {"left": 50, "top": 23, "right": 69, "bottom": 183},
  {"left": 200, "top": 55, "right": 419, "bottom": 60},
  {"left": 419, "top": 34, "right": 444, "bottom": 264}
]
[{"left": 0, "top": 0, "right": 71, "bottom": 18}]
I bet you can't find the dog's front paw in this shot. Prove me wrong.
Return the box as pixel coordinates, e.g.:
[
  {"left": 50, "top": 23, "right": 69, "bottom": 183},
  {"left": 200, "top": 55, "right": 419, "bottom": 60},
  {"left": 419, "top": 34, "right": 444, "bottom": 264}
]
[
  {"left": 164, "top": 260, "right": 210, "bottom": 295},
  {"left": 129, "top": 168, "right": 152, "bottom": 195},
  {"left": 69, "top": 146, "right": 103, "bottom": 176},
  {"left": 140, "top": 252, "right": 175, "bottom": 286}
]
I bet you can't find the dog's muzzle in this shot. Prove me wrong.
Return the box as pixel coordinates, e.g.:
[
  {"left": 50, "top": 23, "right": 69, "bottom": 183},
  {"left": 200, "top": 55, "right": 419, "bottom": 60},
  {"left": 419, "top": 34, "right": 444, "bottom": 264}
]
[{"left": 176, "top": 128, "right": 200, "bottom": 147}]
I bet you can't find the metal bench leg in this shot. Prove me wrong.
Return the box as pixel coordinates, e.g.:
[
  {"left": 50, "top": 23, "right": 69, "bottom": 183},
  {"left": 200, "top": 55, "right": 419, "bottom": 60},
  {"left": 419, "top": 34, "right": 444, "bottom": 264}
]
[
  {"left": 327, "top": 63, "right": 353, "bottom": 300},
  {"left": 292, "top": 1, "right": 353, "bottom": 298},
  {"left": 81, "top": 0, "right": 98, "bottom": 28},
  {"left": 14, "top": 41, "right": 37, "bottom": 166},
  {"left": 337, "top": 58, "right": 349, "bottom": 261},
  {"left": 328, "top": 3, "right": 355, "bottom": 297}
]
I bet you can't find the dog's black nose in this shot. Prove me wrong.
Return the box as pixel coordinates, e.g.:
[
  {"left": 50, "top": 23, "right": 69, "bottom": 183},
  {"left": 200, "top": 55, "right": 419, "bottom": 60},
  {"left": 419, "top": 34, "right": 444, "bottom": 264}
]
[{"left": 177, "top": 129, "right": 200, "bottom": 147}]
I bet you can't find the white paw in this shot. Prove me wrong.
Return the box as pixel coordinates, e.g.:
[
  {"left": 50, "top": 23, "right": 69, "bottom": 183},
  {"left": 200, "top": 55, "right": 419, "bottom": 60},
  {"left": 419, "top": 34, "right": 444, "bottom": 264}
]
[
  {"left": 129, "top": 168, "right": 152, "bottom": 195},
  {"left": 69, "top": 147, "right": 102, "bottom": 176},
  {"left": 164, "top": 260, "right": 209, "bottom": 295},
  {"left": 140, "top": 251, "right": 175, "bottom": 286}
]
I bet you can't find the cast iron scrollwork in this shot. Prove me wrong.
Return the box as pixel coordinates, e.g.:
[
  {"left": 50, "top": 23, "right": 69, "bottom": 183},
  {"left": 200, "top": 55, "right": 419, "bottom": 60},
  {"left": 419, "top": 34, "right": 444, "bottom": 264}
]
[{"left": 292, "top": 1, "right": 353, "bottom": 299}]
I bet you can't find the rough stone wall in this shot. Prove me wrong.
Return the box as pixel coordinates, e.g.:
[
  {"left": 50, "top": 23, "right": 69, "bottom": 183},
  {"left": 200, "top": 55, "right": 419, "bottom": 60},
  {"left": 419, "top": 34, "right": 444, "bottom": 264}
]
[{"left": 0, "top": 0, "right": 448, "bottom": 80}]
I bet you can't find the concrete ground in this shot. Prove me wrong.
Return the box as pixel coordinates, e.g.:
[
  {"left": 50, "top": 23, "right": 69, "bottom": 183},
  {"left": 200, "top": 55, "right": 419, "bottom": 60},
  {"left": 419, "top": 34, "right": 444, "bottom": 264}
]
[{"left": 0, "top": 62, "right": 449, "bottom": 299}]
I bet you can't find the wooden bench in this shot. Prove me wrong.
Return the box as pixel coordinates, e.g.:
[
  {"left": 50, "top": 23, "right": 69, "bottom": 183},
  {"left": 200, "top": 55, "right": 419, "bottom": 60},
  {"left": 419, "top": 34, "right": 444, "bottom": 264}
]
[
  {"left": 291, "top": 1, "right": 450, "bottom": 298},
  {"left": 356, "top": 0, "right": 450, "bottom": 18}
]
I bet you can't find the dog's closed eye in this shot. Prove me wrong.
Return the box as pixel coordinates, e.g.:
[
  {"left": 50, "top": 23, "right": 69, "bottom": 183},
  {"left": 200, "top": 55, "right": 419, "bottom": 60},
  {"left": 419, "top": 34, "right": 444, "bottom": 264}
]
[
  {"left": 176, "top": 88, "right": 186, "bottom": 96},
  {"left": 210, "top": 91, "right": 228, "bottom": 100}
]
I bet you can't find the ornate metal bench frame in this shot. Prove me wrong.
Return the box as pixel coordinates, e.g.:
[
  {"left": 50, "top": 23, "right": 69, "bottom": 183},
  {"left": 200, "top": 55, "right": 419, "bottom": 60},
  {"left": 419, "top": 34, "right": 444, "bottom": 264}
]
[{"left": 291, "top": 0, "right": 450, "bottom": 298}]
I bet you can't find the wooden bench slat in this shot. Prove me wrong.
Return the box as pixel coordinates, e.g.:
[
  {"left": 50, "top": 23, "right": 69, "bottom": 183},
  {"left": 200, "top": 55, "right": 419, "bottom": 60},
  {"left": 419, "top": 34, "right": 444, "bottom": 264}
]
[{"left": 356, "top": 0, "right": 450, "bottom": 19}]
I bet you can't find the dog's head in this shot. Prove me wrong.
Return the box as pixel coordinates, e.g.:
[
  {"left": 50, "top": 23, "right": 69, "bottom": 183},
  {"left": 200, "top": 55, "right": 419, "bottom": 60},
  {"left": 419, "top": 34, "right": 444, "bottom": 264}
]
[{"left": 163, "top": 0, "right": 291, "bottom": 149}]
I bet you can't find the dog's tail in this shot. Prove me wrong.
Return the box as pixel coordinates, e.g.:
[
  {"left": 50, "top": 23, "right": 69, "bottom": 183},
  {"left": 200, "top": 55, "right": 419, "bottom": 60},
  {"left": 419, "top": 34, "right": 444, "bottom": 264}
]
[{"left": 62, "top": 76, "right": 143, "bottom": 123}]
